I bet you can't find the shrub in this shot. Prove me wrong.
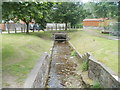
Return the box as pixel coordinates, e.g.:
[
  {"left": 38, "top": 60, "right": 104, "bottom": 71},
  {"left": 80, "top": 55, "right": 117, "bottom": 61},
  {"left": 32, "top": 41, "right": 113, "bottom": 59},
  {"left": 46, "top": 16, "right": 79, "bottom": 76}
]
[{"left": 81, "top": 60, "right": 88, "bottom": 71}]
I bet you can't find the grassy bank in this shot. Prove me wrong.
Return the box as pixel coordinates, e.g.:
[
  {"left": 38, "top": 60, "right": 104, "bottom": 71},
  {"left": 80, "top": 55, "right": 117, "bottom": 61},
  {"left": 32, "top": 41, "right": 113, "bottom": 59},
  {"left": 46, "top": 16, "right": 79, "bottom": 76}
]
[
  {"left": 2, "top": 32, "right": 52, "bottom": 87},
  {"left": 69, "top": 30, "right": 118, "bottom": 74}
]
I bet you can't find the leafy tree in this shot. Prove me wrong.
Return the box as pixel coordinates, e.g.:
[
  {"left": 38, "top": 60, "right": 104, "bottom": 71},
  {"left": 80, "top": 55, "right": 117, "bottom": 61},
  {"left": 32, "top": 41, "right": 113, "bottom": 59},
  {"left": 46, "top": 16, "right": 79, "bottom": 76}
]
[
  {"left": 33, "top": 2, "right": 53, "bottom": 30},
  {"left": 2, "top": 2, "right": 53, "bottom": 33},
  {"left": 49, "top": 2, "right": 87, "bottom": 30},
  {"left": 84, "top": 2, "right": 118, "bottom": 19}
]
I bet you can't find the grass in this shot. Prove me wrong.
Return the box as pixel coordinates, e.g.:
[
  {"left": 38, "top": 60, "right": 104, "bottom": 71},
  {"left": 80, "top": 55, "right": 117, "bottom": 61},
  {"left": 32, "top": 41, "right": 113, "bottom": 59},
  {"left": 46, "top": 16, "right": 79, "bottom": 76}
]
[
  {"left": 2, "top": 32, "right": 52, "bottom": 87},
  {"left": 1, "top": 29, "right": 119, "bottom": 87},
  {"left": 69, "top": 30, "right": 118, "bottom": 74}
]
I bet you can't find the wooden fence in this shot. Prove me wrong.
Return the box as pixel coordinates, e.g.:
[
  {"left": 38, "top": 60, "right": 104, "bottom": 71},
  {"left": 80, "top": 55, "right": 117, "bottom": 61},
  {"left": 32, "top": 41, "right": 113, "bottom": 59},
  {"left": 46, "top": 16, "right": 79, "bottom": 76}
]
[{"left": 1, "top": 23, "right": 79, "bottom": 34}]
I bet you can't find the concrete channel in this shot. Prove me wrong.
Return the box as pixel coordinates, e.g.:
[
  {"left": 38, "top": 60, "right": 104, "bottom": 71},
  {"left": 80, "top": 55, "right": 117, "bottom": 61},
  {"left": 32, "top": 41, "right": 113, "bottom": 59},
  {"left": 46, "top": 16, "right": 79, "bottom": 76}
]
[
  {"left": 46, "top": 32, "right": 87, "bottom": 88},
  {"left": 24, "top": 32, "right": 89, "bottom": 88}
]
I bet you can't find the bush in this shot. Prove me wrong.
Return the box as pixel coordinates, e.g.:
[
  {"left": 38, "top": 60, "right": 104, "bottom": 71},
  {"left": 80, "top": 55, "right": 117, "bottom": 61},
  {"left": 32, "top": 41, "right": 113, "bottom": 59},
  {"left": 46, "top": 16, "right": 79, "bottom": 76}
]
[
  {"left": 81, "top": 60, "right": 88, "bottom": 71},
  {"left": 91, "top": 82, "right": 101, "bottom": 88}
]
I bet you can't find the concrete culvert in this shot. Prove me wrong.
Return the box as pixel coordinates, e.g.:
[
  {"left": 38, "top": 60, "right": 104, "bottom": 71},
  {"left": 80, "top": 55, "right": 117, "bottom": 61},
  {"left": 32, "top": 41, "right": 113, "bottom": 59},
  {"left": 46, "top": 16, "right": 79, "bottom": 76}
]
[{"left": 53, "top": 32, "right": 68, "bottom": 42}]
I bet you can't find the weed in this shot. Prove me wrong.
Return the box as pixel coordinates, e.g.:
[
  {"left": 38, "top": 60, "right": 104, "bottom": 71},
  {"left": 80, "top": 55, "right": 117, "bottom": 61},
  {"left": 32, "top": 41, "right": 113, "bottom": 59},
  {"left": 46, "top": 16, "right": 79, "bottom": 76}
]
[
  {"left": 81, "top": 60, "right": 88, "bottom": 71},
  {"left": 91, "top": 81, "right": 102, "bottom": 88},
  {"left": 71, "top": 50, "right": 77, "bottom": 56}
]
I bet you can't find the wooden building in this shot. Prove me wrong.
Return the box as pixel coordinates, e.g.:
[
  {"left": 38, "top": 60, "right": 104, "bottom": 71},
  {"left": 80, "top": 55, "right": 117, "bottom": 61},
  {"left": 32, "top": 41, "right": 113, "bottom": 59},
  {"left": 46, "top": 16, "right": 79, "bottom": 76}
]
[{"left": 83, "top": 18, "right": 109, "bottom": 29}]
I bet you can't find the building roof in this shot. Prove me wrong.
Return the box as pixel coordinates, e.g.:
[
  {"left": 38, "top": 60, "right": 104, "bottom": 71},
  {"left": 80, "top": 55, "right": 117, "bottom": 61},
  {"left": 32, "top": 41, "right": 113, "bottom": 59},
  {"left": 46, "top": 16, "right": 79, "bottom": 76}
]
[{"left": 83, "top": 18, "right": 108, "bottom": 21}]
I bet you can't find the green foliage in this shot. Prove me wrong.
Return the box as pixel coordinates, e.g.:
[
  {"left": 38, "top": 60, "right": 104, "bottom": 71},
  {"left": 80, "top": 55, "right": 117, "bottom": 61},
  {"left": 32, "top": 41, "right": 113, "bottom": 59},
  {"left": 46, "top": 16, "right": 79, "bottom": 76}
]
[
  {"left": 75, "top": 23, "right": 83, "bottom": 28},
  {"left": 81, "top": 60, "right": 88, "bottom": 71},
  {"left": 2, "top": 2, "right": 53, "bottom": 32},
  {"left": 49, "top": 2, "right": 87, "bottom": 29},
  {"left": 84, "top": 2, "right": 118, "bottom": 19},
  {"left": 91, "top": 82, "right": 101, "bottom": 88},
  {"left": 71, "top": 50, "right": 77, "bottom": 56}
]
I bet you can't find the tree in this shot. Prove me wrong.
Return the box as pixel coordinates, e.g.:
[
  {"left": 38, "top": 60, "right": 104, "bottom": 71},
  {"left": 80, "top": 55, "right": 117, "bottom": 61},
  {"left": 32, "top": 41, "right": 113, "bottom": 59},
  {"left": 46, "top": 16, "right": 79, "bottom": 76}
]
[
  {"left": 84, "top": 2, "right": 118, "bottom": 19},
  {"left": 49, "top": 2, "right": 87, "bottom": 30},
  {"left": 2, "top": 2, "right": 53, "bottom": 33}
]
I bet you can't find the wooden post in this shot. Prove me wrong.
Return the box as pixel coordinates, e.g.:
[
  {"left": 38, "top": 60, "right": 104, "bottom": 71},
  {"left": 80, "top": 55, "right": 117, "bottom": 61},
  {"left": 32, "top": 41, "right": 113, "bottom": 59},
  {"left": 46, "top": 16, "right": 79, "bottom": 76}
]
[
  {"left": 47, "top": 27, "right": 49, "bottom": 31},
  {"left": 21, "top": 27, "right": 23, "bottom": 33},
  {"left": 15, "top": 28, "right": 17, "bottom": 33},
  {"left": 8, "top": 28, "right": 10, "bottom": 33},
  {"left": 59, "top": 26, "right": 61, "bottom": 30},
  {"left": 8, "top": 27, "right": 10, "bottom": 33},
  {"left": 23, "top": 24, "right": 25, "bottom": 33},
  {"left": 8, "top": 24, "right": 10, "bottom": 34},
  {"left": 21, "top": 24, "right": 23, "bottom": 33}
]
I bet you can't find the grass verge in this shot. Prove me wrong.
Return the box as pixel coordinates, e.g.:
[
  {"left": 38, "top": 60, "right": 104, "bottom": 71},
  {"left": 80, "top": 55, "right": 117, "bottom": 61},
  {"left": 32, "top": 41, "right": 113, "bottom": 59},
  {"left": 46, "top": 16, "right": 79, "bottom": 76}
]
[
  {"left": 2, "top": 32, "right": 52, "bottom": 87},
  {"left": 69, "top": 30, "right": 118, "bottom": 74}
]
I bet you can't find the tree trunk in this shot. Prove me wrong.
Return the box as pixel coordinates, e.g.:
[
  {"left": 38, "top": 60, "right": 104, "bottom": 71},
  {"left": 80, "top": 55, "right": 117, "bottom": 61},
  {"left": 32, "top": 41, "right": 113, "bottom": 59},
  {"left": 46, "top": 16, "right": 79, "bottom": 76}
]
[
  {"left": 65, "top": 22, "right": 67, "bottom": 30},
  {"left": 26, "top": 23, "right": 29, "bottom": 34},
  {"left": 56, "top": 23, "right": 57, "bottom": 30},
  {"left": 33, "top": 28, "right": 34, "bottom": 32}
]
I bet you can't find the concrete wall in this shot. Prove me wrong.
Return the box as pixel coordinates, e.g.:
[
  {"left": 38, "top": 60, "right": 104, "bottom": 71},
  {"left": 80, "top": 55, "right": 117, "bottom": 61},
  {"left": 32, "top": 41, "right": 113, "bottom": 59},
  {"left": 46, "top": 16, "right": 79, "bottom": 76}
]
[
  {"left": 69, "top": 42, "right": 120, "bottom": 88},
  {"left": 88, "top": 53, "right": 120, "bottom": 88},
  {"left": 80, "top": 52, "right": 120, "bottom": 88},
  {"left": 24, "top": 52, "right": 51, "bottom": 88}
]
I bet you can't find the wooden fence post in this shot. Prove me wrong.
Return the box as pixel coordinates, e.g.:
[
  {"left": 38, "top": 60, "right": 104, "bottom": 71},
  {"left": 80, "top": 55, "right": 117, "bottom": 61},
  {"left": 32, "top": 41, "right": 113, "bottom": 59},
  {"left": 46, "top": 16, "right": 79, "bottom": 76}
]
[
  {"left": 8, "top": 28, "right": 10, "bottom": 33},
  {"left": 15, "top": 28, "right": 17, "bottom": 33},
  {"left": 21, "top": 27, "right": 23, "bottom": 33}
]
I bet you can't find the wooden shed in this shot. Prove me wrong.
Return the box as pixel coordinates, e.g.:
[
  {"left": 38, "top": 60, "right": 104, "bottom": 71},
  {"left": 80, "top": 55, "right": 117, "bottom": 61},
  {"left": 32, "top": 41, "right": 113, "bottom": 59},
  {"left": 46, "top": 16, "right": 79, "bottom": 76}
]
[{"left": 83, "top": 18, "right": 109, "bottom": 29}]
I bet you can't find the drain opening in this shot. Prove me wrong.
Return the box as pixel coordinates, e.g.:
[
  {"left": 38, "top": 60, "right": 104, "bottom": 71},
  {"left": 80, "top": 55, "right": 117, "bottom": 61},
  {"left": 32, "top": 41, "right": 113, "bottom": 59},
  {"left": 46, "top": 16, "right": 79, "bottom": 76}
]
[{"left": 53, "top": 33, "right": 68, "bottom": 42}]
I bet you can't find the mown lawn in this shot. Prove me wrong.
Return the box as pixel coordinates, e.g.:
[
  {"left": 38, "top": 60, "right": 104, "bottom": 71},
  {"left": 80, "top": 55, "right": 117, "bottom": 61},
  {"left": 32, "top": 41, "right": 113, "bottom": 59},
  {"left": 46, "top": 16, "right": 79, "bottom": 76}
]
[
  {"left": 69, "top": 30, "right": 118, "bottom": 74},
  {"left": 2, "top": 32, "right": 52, "bottom": 87}
]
